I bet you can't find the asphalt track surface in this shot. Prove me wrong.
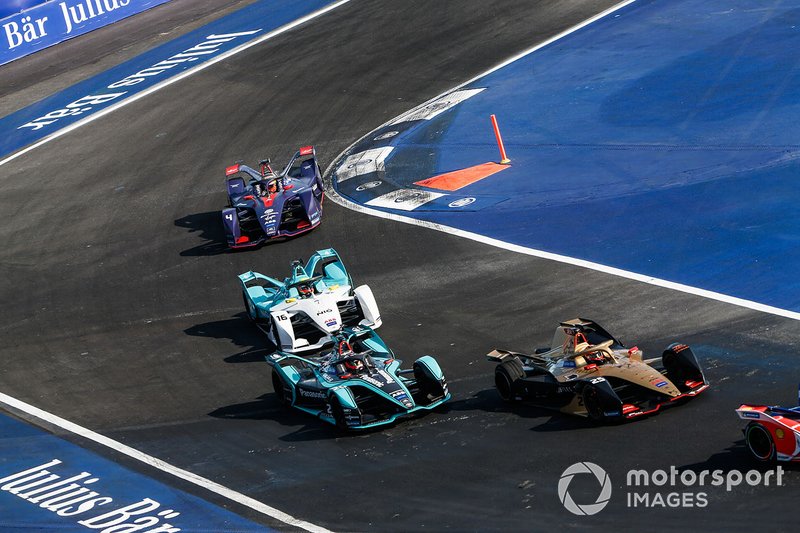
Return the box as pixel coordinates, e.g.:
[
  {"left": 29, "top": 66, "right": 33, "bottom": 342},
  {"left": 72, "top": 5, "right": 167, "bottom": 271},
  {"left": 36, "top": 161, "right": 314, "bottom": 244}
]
[{"left": 1, "top": 1, "right": 799, "bottom": 531}]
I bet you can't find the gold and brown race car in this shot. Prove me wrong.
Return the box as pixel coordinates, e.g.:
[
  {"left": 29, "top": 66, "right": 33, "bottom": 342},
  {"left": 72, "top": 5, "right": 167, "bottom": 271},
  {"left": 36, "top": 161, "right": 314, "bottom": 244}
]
[{"left": 487, "top": 318, "right": 709, "bottom": 422}]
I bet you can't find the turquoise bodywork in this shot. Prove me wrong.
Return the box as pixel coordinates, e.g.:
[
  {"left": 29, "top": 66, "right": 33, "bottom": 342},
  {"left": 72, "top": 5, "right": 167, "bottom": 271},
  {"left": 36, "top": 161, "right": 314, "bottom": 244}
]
[
  {"left": 267, "top": 326, "right": 450, "bottom": 430},
  {"left": 239, "top": 248, "right": 351, "bottom": 316}
]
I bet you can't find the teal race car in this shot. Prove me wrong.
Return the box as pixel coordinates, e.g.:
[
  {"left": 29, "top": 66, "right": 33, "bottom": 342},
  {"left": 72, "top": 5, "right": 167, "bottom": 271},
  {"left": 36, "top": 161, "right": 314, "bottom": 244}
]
[
  {"left": 239, "top": 248, "right": 381, "bottom": 353},
  {"left": 268, "top": 326, "right": 450, "bottom": 430}
]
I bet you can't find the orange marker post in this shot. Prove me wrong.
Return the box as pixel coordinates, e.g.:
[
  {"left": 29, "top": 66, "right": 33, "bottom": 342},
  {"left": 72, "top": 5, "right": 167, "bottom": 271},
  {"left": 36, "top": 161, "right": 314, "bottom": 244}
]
[{"left": 491, "top": 114, "right": 511, "bottom": 165}]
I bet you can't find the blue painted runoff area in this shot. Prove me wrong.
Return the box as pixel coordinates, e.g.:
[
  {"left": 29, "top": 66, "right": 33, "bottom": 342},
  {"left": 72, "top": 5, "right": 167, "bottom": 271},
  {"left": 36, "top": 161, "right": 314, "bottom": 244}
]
[
  {"left": 0, "top": 413, "right": 272, "bottom": 531},
  {"left": 0, "top": 0, "right": 334, "bottom": 157},
  {"left": 334, "top": 0, "right": 800, "bottom": 313}
]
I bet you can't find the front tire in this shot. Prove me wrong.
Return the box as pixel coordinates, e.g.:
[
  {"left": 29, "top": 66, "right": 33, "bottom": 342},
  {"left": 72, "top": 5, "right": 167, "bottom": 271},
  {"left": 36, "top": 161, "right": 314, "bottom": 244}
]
[
  {"left": 495, "top": 358, "right": 525, "bottom": 402},
  {"left": 745, "top": 422, "right": 776, "bottom": 462},
  {"left": 413, "top": 361, "right": 446, "bottom": 403},
  {"left": 662, "top": 343, "right": 703, "bottom": 392}
]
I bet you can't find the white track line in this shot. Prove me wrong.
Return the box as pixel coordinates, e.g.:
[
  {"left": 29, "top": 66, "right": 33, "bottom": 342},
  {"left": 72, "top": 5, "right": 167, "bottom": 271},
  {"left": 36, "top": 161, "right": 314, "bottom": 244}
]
[
  {"left": 0, "top": 2, "right": 353, "bottom": 531},
  {"left": 0, "top": 392, "right": 333, "bottom": 533},
  {"left": 0, "top": 0, "right": 354, "bottom": 169},
  {"left": 323, "top": 0, "right": 800, "bottom": 322},
  {"left": 324, "top": 187, "right": 800, "bottom": 321}
]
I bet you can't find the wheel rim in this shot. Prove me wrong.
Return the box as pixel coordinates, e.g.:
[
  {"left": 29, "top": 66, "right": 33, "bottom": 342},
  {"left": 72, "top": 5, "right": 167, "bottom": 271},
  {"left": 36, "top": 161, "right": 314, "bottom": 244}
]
[{"left": 747, "top": 424, "right": 775, "bottom": 461}]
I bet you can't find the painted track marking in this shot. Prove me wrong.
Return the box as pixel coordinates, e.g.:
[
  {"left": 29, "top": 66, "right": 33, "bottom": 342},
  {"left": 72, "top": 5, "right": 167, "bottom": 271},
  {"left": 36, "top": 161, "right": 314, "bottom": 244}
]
[
  {"left": 0, "top": 0, "right": 354, "bottom": 169},
  {"left": 325, "top": 0, "right": 800, "bottom": 322},
  {"left": 0, "top": 2, "right": 356, "bottom": 531},
  {"left": 0, "top": 392, "right": 333, "bottom": 533},
  {"left": 325, "top": 184, "right": 800, "bottom": 322}
]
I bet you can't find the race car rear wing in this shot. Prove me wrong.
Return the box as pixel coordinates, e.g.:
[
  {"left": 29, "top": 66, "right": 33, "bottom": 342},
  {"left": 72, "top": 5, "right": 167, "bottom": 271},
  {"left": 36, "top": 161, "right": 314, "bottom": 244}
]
[{"left": 487, "top": 349, "right": 548, "bottom": 366}]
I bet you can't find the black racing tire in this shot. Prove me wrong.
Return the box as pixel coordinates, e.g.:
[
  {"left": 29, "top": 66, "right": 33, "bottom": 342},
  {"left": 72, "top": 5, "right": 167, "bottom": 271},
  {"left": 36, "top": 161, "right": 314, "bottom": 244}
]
[
  {"left": 271, "top": 368, "right": 291, "bottom": 408},
  {"left": 413, "top": 361, "right": 446, "bottom": 402},
  {"left": 661, "top": 349, "right": 684, "bottom": 383},
  {"left": 745, "top": 422, "right": 777, "bottom": 462},
  {"left": 582, "top": 383, "right": 605, "bottom": 422},
  {"left": 329, "top": 395, "right": 348, "bottom": 431},
  {"left": 662, "top": 343, "right": 703, "bottom": 392},
  {"left": 495, "top": 358, "right": 525, "bottom": 402}
]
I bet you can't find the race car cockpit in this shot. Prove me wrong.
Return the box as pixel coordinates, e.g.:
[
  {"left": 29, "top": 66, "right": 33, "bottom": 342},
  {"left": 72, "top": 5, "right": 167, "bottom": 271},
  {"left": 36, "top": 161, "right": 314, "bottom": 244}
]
[
  {"left": 569, "top": 340, "right": 617, "bottom": 368},
  {"left": 253, "top": 178, "right": 279, "bottom": 197},
  {"left": 285, "top": 273, "right": 323, "bottom": 299},
  {"left": 323, "top": 339, "right": 377, "bottom": 378}
]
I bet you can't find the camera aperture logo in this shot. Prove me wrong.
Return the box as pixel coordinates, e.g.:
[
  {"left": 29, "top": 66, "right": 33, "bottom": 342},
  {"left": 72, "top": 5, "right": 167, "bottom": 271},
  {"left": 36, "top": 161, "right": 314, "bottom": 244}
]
[
  {"left": 558, "top": 462, "right": 612, "bottom": 516},
  {"left": 558, "top": 462, "right": 785, "bottom": 515}
]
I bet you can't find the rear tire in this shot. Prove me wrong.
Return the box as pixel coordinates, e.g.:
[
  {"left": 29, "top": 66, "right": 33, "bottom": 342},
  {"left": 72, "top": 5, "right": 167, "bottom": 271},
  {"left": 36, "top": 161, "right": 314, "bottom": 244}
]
[
  {"left": 271, "top": 368, "right": 291, "bottom": 407},
  {"left": 745, "top": 422, "right": 776, "bottom": 462},
  {"left": 495, "top": 358, "right": 525, "bottom": 402}
]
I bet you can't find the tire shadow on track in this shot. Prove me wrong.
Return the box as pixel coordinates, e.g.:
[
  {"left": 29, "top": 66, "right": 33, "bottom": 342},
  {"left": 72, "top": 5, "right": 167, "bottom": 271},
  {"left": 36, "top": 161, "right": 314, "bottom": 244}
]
[
  {"left": 175, "top": 211, "right": 229, "bottom": 256},
  {"left": 208, "top": 393, "right": 391, "bottom": 442},
  {"left": 680, "top": 440, "right": 800, "bottom": 473},
  {"left": 184, "top": 313, "right": 272, "bottom": 363},
  {"left": 175, "top": 210, "right": 322, "bottom": 256},
  {"left": 207, "top": 395, "right": 342, "bottom": 441},
  {"left": 445, "top": 388, "right": 599, "bottom": 432},
  {"left": 189, "top": 313, "right": 390, "bottom": 441}
]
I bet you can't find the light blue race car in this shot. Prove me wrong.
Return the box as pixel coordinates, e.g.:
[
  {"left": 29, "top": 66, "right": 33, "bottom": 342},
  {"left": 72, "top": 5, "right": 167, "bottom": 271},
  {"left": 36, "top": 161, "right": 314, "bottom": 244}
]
[
  {"left": 239, "top": 249, "right": 381, "bottom": 353},
  {"left": 268, "top": 326, "right": 450, "bottom": 430}
]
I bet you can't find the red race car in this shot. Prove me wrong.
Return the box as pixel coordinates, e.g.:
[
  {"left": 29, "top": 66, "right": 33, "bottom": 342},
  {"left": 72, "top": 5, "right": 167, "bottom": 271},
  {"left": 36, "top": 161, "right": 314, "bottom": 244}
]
[{"left": 736, "top": 386, "right": 800, "bottom": 462}]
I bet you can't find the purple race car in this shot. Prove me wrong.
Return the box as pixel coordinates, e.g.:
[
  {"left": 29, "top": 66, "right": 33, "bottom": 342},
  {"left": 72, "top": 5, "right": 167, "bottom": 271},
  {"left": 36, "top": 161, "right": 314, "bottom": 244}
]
[{"left": 222, "top": 146, "right": 324, "bottom": 249}]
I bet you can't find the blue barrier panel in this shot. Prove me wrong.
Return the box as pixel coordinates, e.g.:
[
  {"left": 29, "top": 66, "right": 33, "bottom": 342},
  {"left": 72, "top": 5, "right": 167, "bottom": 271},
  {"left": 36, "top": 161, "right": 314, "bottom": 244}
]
[
  {"left": 0, "top": 0, "right": 47, "bottom": 21},
  {"left": 0, "top": 0, "right": 173, "bottom": 66},
  {"left": 0, "top": 413, "right": 273, "bottom": 531},
  {"left": 0, "top": 0, "right": 333, "bottom": 158}
]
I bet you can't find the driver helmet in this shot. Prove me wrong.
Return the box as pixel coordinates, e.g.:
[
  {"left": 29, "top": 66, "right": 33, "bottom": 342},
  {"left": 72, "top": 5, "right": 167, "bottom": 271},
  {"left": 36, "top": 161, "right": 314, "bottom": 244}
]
[
  {"left": 268, "top": 179, "right": 278, "bottom": 194},
  {"left": 585, "top": 350, "right": 605, "bottom": 364},
  {"left": 298, "top": 284, "right": 314, "bottom": 298},
  {"left": 344, "top": 358, "right": 365, "bottom": 373}
]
